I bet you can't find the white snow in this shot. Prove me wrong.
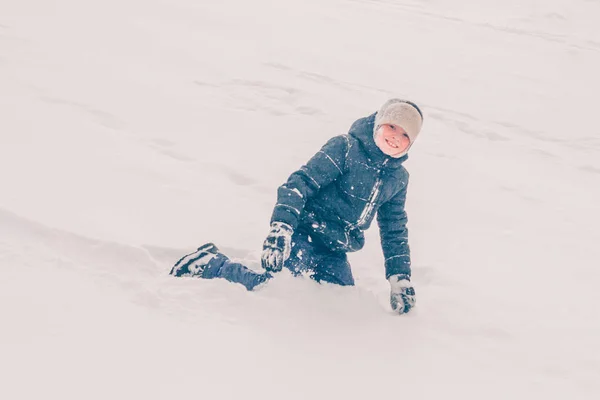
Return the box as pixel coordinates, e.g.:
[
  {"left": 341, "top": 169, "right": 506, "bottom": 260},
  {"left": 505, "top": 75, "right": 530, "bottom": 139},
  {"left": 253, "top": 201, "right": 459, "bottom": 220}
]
[{"left": 1, "top": 0, "right": 599, "bottom": 399}]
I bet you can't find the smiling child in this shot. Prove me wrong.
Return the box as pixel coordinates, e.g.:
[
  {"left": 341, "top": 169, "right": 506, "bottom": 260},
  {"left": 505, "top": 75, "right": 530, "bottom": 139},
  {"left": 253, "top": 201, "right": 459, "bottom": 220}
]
[{"left": 170, "top": 99, "right": 424, "bottom": 315}]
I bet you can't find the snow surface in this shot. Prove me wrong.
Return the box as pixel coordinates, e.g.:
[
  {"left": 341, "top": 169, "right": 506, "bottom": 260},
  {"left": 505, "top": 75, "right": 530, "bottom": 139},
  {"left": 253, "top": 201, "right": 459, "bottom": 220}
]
[{"left": 1, "top": 0, "right": 599, "bottom": 398}]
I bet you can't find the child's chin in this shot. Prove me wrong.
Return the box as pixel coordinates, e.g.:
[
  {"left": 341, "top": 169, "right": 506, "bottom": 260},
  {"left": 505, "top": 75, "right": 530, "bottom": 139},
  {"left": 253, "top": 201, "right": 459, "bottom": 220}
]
[{"left": 382, "top": 147, "right": 402, "bottom": 157}]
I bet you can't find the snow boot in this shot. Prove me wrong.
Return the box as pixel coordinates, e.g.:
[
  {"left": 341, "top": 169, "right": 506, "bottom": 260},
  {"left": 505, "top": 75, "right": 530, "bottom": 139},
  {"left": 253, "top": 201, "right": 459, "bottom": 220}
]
[{"left": 170, "top": 243, "right": 220, "bottom": 277}]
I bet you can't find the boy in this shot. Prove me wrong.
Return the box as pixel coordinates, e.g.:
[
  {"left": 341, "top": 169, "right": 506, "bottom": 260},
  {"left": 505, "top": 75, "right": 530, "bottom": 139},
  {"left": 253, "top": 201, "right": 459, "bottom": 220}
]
[{"left": 171, "top": 99, "right": 423, "bottom": 315}]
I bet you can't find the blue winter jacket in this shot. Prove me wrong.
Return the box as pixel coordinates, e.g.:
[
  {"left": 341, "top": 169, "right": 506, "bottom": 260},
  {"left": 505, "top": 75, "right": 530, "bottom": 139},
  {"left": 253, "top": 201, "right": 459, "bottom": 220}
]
[{"left": 270, "top": 113, "right": 411, "bottom": 278}]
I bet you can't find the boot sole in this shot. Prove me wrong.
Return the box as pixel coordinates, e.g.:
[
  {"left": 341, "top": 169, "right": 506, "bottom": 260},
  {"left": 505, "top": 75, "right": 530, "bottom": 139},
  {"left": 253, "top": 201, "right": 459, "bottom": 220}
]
[{"left": 170, "top": 243, "right": 219, "bottom": 276}]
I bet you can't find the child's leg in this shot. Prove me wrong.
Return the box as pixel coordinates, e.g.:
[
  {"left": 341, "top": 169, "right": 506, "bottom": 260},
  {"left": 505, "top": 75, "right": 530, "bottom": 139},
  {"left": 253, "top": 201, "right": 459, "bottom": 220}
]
[
  {"left": 284, "top": 231, "right": 321, "bottom": 276},
  {"left": 202, "top": 253, "right": 272, "bottom": 291},
  {"left": 310, "top": 252, "right": 355, "bottom": 286},
  {"left": 284, "top": 231, "right": 355, "bottom": 286}
]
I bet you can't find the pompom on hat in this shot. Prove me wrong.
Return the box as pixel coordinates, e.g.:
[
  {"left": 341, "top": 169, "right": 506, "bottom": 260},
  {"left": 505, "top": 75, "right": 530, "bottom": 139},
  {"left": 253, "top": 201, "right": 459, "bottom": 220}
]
[{"left": 374, "top": 99, "right": 424, "bottom": 154}]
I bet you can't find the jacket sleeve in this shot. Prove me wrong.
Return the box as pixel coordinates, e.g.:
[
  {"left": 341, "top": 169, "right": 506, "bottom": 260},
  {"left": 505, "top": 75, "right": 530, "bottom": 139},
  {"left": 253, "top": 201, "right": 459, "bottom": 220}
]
[
  {"left": 270, "top": 135, "right": 348, "bottom": 230},
  {"left": 376, "top": 181, "right": 411, "bottom": 279}
]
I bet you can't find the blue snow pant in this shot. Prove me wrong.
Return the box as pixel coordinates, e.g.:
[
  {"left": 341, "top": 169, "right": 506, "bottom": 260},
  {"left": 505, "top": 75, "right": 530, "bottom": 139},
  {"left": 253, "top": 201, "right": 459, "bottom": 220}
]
[{"left": 202, "top": 230, "right": 355, "bottom": 291}]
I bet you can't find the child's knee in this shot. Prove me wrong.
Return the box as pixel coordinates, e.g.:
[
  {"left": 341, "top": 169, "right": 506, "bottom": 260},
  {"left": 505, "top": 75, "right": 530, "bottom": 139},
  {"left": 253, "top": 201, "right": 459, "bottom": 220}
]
[
  {"left": 201, "top": 254, "right": 229, "bottom": 279},
  {"left": 246, "top": 272, "right": 272, "bottom": 291},
  {"left": 310, "top": 271, "right": 354, "bottom": 286}
]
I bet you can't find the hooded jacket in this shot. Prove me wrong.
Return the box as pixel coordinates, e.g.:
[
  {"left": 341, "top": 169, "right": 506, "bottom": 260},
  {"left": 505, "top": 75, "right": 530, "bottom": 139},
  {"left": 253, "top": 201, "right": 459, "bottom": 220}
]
[{"left": 270, "top": 113, "right": 411, "bottom": 278}]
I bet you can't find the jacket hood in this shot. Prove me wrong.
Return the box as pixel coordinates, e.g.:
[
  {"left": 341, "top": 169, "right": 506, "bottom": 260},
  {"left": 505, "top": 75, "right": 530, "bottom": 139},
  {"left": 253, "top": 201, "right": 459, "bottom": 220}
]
[{"left": 348, "top": 113, "right": 408, "bottom": 169}]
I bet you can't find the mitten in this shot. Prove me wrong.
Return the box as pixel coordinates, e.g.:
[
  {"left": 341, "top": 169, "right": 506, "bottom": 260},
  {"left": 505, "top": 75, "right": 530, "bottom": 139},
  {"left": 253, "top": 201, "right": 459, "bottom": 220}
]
[
  {"left": 261, "top": 222, "right": 293, "bottom": 272},
  {"left": 389, "top": 274, "right": 416, "bottom": 315}
]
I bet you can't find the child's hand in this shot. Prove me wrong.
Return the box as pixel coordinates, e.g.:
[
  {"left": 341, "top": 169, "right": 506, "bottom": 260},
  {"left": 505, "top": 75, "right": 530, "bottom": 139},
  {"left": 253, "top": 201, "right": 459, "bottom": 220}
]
[
  {"left": 389, "top": 274, "right": 416, "bottom": 315},
  {"left": 261, "top": 222, "right": 294, "bottom": 272}
]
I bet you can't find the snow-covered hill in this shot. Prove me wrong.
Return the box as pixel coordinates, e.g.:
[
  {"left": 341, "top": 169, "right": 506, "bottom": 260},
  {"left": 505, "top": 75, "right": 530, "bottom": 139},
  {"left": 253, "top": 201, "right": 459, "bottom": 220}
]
[{"left": 1, "top": 0, "right": 599, "bottom": 398}]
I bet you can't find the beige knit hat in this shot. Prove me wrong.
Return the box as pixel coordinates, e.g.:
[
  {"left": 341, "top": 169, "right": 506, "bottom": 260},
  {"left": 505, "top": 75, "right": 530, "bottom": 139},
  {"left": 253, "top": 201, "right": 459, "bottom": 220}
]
[{"left": 374, "top": 99, "right": 424, "bottom": 146}]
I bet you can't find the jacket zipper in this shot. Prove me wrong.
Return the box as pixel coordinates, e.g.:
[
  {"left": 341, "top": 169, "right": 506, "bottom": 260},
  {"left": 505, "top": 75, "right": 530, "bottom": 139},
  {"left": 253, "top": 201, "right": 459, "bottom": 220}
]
[{"left": 355, "top": 159, "right": 388, "bottom": 228}]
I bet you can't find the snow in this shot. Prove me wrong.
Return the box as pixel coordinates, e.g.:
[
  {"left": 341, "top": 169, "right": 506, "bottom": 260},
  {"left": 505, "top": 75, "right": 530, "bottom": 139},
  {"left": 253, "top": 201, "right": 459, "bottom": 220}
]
[{"left": 1, "top": 0, "right": 599, "bottom": 399}]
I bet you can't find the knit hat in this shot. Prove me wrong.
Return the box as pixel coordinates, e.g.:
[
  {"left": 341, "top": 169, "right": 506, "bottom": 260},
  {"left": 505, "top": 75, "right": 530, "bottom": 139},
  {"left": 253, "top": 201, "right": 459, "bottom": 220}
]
[{"left": 374, "top": 99, "right": 424, "bottom": 155}]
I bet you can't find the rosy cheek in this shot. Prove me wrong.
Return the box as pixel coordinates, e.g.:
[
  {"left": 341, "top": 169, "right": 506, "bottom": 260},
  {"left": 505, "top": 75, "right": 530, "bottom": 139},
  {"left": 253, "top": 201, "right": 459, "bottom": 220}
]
[
  {"left": 375, "top": 134, "right": 390, "bottom": 152},
  {"left": 402, "top": 137, "right": 410, "bottom": 149}
]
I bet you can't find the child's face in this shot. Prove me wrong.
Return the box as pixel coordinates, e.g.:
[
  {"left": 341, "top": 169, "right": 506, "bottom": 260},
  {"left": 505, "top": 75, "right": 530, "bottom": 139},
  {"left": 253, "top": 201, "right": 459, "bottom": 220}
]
[{"left": 374, "top": 124, "right": 411, "bottom": 157}]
